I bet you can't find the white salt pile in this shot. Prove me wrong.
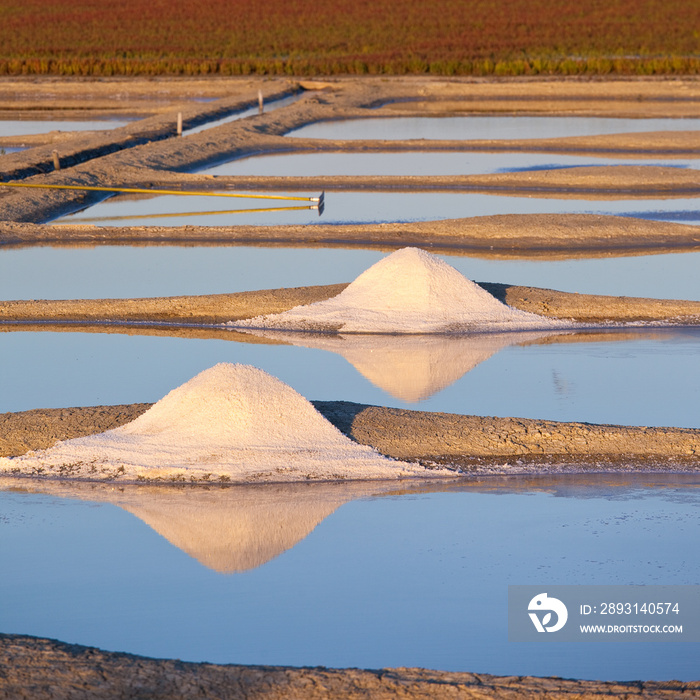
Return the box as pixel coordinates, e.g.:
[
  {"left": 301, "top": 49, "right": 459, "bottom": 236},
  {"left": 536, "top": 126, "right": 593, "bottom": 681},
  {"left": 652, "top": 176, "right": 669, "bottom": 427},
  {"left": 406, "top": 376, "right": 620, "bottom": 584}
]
[
  {"left": 230, "top": 247, "right": 573, "bottom": 334},
  {"left": 0, "top": 363, "right": 442, "bottom": 483}
]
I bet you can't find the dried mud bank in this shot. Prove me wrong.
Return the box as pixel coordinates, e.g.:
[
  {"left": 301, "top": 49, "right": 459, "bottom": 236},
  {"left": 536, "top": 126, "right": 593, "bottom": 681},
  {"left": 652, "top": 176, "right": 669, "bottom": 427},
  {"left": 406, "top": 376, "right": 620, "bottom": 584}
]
[
  {"left": 2, "top": 280, "right": 700, "bottom": 326},
  {"left": 4, "top": 215, "right": 700, "bottom": 257},
  {"left": 0, "top": 635, "right": 697, "bottom": 700},
  {"left": 100, "top": 164, "right": 700, "bottom": 198},
  {"left": 0, "top": 77, "right": 699, "bottom": 227},
  {"left": 1, "top": 400, "right": 698, "bottom": 472}
]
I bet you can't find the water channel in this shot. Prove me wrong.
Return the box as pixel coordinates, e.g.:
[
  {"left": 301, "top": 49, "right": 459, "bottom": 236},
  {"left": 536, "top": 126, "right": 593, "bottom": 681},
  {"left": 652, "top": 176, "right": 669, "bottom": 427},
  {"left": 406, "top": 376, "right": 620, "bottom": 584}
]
[
  {"left": 0, "top": 118, "right": 134, "bottom": 138},
  {"left": 287, "top": 115, "right": 700, "bottom": 140}
]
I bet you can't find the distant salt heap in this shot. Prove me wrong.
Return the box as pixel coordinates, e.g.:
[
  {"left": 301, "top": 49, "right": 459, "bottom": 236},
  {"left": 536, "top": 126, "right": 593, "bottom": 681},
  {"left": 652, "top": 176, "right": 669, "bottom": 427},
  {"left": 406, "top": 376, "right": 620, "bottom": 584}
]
[
  {"left": 0, "top": 364, "right": 439, "bottom": 483},
  {"left": 231, "top": 248, "right": 571, "bottom": 334}
]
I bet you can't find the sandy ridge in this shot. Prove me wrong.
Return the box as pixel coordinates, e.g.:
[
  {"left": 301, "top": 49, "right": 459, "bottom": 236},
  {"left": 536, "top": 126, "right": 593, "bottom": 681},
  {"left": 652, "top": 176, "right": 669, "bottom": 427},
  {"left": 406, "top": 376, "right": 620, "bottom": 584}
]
[
  {"left": 2, "top": 280, "right": 700, "bottom": 326},
  {"left": 1, "top": 399, "right": 698, "bottom": 471},
  {"left": 4, "top": 215, "right": 700, "bottom": 256},
  {"left": 0, "top": 284, "right": 348, "bottom": 325},
  {"left": 283, "top": 131, "right": 700, "bottom": 157},
  {"left": 0, "top": 634, "right": 700, "bottom": 700},
  {"left": 139, "top": 165, "right": 700, "bottom": 198},
  {"left": 1, "top": 634, "right": 697, "bottom": 700},
  {"left": 314, "top": 401, "right": 700, "bottom": 469}
]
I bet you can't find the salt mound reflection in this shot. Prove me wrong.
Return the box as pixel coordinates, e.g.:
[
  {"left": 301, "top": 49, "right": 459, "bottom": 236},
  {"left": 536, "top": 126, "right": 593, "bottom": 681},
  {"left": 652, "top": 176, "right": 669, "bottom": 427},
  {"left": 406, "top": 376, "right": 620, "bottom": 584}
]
[
  {"left": 3, "top": 473, "right": 688, "bottom": 573},
  {"left": 239, "top": 330, "right": 567, "bottom": 401},
  {"left": 233, "top": 248, "right": 571, "bottom": 334},
  {"left": 0, "top": 480, "right": 419, "bottom": 573},
  {"left": 118, "top": 483, "right": 382, "bottom": 572}
]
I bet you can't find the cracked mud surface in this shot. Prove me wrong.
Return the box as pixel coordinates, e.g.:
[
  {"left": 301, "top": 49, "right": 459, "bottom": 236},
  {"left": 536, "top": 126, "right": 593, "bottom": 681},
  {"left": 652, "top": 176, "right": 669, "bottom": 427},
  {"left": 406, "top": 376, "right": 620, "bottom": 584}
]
[{"left": 1, "top": 634, "right": 699, "bottom": 700}]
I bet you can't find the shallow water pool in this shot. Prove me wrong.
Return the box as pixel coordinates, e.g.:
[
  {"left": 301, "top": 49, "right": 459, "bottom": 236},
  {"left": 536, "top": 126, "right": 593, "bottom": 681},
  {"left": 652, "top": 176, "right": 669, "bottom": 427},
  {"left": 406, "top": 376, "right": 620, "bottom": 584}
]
[
  {"left": 2, "top": 246, "right": 699, "bottom": 302},
  {"left": 0, "top": 93, "right": 300, "bottom": 142},
  {"left": 52, "top": 191, "right": 700, "bottom": 227},
  {"left": 2, "top": 328, "right": 699, "bottom": 427},
  {"left": 0, "top": 476, "right": 697, "bottom": 680},
  {"left": 183, "top": 93, "right": 303, "bottom": 136},
  {"left": 201, "top": 151, "right": 700, "bottom": 177},
  {"left": 0, "top": 118, "right": 134, "bottom": 138},
  {"left": 287, "top": 115, "right": 700, "bottom": 140}
]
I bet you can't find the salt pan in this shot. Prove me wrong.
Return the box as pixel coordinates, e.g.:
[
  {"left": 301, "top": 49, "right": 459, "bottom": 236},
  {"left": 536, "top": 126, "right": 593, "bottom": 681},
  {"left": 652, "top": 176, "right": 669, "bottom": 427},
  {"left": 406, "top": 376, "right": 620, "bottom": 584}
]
[
  {"left": 0, "top": 364, "right": 443, "bottom": 483},
  {"left": 231, "top": 247, "right": 572, "bottom": 334}
]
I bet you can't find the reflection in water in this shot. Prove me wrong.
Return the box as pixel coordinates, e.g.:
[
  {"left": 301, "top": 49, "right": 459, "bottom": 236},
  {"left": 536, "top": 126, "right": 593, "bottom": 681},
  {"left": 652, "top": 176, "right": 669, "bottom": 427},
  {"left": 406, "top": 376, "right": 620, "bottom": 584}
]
[
  {"left": 1, "top": 473, "right": 697, "bottom": 680},
  {"left": 239, "top": 329, "right": 568, "bottom": 401},
  {"left": 1, "top": 473, "right": 695, "bottom": 575},
  {"left": 0, "top": 479, "right": 418, "bottom": 573},
  {"left": 0, "top": 328, "right": 685, "bottom": 417},
  {"left": 66, "top": 203, "right": 319, "bottom": 224},
  {"left": 49, "top": 191, "right": 700, "bottom": 228},
  {"left": 621, "top": 209, "right": 700, "bottom": 224},
  {"left": 116, "top": 483, "right": 362, "bottom": 573},
  {"left": 443, "top": 472, "right": 700, "bottom": 501}
]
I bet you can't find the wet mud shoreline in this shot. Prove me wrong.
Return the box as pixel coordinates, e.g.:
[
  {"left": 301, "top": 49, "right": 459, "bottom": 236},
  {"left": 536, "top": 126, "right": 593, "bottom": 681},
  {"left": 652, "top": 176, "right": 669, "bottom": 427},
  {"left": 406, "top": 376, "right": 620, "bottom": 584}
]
[
  {"left": 4, "top": 214, "right": 700, "bottom": 256},
  {"left": 2, "top": 633, "right": 697, "bottom": 700}
]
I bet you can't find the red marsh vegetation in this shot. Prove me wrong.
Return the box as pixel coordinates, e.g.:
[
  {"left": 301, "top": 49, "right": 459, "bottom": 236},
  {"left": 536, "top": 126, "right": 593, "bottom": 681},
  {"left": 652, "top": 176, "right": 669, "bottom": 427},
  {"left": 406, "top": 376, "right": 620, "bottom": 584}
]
[{"left": 1, "top": 0, "right": 698, "bottom": 77}]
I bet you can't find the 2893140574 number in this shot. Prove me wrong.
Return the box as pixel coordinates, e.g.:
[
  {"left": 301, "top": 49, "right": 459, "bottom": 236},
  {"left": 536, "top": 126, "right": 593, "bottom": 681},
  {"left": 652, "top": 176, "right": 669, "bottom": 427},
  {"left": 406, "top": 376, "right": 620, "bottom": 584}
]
[{"left": 600, "top": 602, "right": 680, "bottom": 615}]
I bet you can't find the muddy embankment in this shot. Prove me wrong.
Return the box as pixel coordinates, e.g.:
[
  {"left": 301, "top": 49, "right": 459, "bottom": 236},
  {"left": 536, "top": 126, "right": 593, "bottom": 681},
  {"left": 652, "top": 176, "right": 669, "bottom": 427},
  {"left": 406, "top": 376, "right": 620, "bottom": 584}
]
[
  {"left": 2, "top": 279, "right": 700, "bottom": 326},
  {"left": 1, "top": 633, "right": 698, "bottom": 700},
  {"left": 2, "top": 397, "right": 698, "bottom": 471}
]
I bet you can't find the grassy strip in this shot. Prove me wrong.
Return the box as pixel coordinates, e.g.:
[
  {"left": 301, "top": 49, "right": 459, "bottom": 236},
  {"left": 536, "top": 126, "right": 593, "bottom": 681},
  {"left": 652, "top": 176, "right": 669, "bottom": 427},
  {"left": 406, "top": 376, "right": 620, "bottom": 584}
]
[
  {"left": 0, "top": 0, "right": 698, "bottom": 77},
  {"left": 1, "top": 56, "right": 699, "bottom": 77}
]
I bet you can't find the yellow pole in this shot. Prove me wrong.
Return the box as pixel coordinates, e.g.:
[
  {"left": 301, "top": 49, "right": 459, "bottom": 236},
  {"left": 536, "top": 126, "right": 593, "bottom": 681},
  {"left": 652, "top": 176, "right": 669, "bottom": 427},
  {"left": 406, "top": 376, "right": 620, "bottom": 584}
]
[
  {"left": 61, "top": 204, "right": 316, "bottom": 224},
  {"left": 0, "top": 181, "right": 323, "bottom": 203}
]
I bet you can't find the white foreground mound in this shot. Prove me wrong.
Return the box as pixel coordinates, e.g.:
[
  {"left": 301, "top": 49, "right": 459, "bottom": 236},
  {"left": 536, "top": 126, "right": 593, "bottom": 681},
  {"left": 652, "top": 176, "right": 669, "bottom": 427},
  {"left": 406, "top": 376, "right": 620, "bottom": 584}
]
[
  {"left": 232, "top": 247, "right": 571, "bottom": 334},
  {"left": 0, "top": 364, "right": 439, "bottom": 483}
]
